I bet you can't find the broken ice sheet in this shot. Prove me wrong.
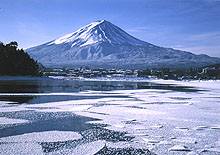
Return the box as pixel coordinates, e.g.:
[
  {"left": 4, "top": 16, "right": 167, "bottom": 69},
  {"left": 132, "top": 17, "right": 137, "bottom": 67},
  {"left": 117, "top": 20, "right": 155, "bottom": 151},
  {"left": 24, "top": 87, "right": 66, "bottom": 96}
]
[
  {"left": 142, "top": 137, "right": 160, "bottom": 144},
  {"left": 169, "top": 145, "right": 191, "bottom": 152},
  {"left": 0, "top": 80, "right": 220, "bottom": 154},
  {"left": 173, "top": 137, "right": 197, "bottom": 144},
  {"left": 0, "top": 117, "right": 29, "bottom": 125},
  {"left": 0, "top": 131, "right": 82, "bottom": 143},
  {"left": 0, "top": 143, "right": 43, "bottom": 155}
]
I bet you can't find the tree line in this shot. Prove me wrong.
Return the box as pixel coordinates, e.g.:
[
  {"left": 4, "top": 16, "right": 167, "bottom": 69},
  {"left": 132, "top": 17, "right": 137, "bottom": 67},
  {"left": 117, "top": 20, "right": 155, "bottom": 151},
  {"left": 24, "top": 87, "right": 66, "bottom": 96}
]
[
  {"left": 0, "top": 41, "right": 40, "bottom": 76},
  {"left": 138, "top": 66, "right": 220, "bottom": 80}
]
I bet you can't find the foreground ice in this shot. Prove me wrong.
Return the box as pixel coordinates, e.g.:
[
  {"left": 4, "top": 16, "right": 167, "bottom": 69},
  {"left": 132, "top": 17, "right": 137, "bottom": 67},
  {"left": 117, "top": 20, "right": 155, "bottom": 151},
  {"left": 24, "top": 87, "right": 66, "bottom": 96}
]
[
  {"left": 0, "top": 117, "right": 29, "bottom": 125},
  {"left": 50, "top": 140, "right": 106, "bottom": 155},
  {"left": 0, "top": 143, "right": 43, "bottom": 155},
  {"left": 0, "top": 131, "right": 82, "bottom": 143},
  {"left": 168, "top": 145, "right": 191, "bottom": 152},
  {"left": 0, "top": 79, "right": 220, "bottom": 154}
]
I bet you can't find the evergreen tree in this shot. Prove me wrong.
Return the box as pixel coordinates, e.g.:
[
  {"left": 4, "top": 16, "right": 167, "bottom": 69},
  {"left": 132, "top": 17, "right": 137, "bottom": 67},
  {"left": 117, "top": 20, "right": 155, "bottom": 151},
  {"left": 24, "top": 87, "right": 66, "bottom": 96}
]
[{"left": 0, "top": 41, "right": 40, "bottom": 76}]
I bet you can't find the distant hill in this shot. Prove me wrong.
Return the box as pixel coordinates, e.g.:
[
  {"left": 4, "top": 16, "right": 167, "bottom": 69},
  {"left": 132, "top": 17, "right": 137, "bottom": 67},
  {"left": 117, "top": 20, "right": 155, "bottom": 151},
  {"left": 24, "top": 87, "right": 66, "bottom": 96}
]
[
  {"left": 204, "top": 63, "right": 220, "bottom": 69},
  {"left": 0, "top": 42, "right": 40, "bottom": 76},
  {"left": 27, "top": 20, "right": 220, "bottom": 69}
]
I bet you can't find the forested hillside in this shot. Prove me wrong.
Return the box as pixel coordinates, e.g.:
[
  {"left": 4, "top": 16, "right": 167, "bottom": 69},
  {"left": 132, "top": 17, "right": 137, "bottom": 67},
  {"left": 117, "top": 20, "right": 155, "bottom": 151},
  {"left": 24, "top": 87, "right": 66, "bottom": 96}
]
[{"left": 0, "top": 41, "right": 40, "bottom": 76}]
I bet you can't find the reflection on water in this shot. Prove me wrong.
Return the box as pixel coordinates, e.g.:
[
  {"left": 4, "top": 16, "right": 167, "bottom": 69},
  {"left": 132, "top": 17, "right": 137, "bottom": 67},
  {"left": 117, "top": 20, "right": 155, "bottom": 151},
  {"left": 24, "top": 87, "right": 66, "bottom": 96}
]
[
  {"left": 0, "top": 95, "right": 35, "bottom": 103},
  {"left": 0, "top": 77, "right": 141, "bottom": 93},
  {"left": 0, "top": 77, "right": 199, "bottom": 104}
]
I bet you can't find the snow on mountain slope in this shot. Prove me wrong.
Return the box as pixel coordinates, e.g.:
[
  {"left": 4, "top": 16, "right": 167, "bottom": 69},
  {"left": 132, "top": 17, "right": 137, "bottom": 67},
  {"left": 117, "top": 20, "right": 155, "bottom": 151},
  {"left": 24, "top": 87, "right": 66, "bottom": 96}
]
[
  {"left": 26, "top": 20, "right": 220, "bottom": 69},
  {"left": 48, "top": 20, "right": 148, "bottom": 47}
]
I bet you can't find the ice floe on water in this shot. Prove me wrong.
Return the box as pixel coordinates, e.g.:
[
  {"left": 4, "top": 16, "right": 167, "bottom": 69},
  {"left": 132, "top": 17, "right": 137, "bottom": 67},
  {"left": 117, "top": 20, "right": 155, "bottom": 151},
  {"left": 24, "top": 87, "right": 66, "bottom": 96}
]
[
  {"left": 0, "top": 117, "right": 29, "bottom": 125},
  {"left": 173, "top": 137, "right": 197, "bottom": 144},
  {"left": 0, "top": 106, "right": 27, "bottom": 113},
  {"left": 30, "top": 104, "right": 93, "bottom": 113},
  {"left": 0, "top": 143, "right": 43, "bottom": 155},
  {"left": 151, "top": 79, "right": 220, "bottom": 89},
  {"left": 0, "top": 131, "right": 82, "bottom": 143},
  {"left": 168, "top": 145, "right": 191, "bottom": 152},
  {"left": 0, "top": 131, "right": 83, "bottom": 154}
]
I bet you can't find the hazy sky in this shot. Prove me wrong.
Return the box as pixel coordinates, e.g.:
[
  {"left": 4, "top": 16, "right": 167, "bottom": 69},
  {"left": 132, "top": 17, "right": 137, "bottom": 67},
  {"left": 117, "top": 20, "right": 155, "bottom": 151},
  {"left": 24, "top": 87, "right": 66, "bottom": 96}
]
[{"left": 0, "top": 0, "right": 220, "bottom": 57}]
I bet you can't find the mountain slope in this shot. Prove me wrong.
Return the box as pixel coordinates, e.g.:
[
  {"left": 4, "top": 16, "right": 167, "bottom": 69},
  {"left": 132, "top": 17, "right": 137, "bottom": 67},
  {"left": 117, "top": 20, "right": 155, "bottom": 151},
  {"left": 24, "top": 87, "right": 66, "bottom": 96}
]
[{"left": 27, "top": 20, "right": 220, "bottom": 69}]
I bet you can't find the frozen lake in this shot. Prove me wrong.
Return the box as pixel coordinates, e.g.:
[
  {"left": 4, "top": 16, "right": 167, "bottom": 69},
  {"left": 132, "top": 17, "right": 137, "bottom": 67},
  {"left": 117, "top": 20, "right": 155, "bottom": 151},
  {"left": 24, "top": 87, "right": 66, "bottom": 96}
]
[{"left": 0, "top": 77, "right": 220, "bottom": 155}]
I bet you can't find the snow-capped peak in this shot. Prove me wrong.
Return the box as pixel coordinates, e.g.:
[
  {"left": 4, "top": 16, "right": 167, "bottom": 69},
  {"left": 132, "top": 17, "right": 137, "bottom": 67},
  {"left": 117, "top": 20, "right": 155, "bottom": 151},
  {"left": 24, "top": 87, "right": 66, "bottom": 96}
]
[
  {"left": 48, "top": 20, "right": 147, "bottom": 47},
  {"left": 28, "top": 20, "right": 220, "bottom": 69}
]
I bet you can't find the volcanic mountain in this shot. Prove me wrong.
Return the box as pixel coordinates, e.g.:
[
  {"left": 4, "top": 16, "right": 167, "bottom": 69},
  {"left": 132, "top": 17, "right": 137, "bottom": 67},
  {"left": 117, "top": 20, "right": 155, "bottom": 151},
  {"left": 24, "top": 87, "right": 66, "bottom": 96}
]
[{"left": 27, "top": 20, "right": 220, "bottom": 69}]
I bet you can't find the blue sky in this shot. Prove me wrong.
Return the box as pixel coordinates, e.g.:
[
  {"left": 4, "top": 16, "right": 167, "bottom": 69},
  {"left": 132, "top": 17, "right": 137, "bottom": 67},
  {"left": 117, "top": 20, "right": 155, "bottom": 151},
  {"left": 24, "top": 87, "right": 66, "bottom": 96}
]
[{"left": 0, "top": 0, "right": 220, "bottom": 57}]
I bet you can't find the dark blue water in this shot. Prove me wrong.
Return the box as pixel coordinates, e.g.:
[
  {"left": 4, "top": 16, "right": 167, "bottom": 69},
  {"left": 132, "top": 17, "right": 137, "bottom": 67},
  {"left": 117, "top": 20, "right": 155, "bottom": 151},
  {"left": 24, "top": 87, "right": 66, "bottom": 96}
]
[{"left": 0, "top": 76, "right": 199, "bottom": 104}]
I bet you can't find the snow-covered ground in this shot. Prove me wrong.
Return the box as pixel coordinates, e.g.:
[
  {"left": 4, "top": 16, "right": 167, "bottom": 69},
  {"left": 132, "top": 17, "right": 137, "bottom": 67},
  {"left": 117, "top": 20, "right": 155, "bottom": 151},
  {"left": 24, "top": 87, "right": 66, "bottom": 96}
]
[{"left": 0, "top": 79, "right": 220, "bottom": 154}]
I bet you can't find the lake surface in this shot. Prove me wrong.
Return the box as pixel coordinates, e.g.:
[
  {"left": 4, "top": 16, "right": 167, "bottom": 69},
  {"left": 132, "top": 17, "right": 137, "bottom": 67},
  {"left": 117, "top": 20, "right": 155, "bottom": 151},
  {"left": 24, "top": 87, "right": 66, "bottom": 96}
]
[{"left": 0, "top": 77, "right": 219, "bottom": 155}]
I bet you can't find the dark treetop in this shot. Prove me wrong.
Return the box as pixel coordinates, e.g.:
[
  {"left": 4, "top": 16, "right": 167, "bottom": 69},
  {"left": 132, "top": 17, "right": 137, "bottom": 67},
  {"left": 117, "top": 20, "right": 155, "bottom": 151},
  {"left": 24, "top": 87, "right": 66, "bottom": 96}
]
[{"left": 0, "top": 41, "right": 40, "bottom": 76}]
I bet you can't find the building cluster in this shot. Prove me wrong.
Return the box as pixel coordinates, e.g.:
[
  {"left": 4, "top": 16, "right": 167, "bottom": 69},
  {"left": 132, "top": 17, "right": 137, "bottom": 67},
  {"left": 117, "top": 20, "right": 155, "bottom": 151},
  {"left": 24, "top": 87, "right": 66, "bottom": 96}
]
[
  {"left": 43, "top": 64, "right": 220, "bottom": 80},
  {"left": 43, "top": 68, "right": 139, "bottom": 78}
]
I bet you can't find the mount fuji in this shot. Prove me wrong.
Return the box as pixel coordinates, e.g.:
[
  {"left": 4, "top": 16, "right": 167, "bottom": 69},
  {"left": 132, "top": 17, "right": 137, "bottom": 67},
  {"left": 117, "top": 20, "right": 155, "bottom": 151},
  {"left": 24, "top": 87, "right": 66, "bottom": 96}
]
[{"left": 27, "top": 20, "right": 220, "bottom": 69}]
